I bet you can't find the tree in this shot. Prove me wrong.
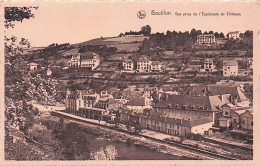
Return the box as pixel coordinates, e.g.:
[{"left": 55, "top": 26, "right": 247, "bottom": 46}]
[
  {"left": 5, "top": 7, "right": 38, "bottom": 29},
  {"left": 219, "top": 32, "right": 225, "bottom": 38},
  {"left": 90, "top": 145, "right": 118, "bottom": 160},
  {"left": 196, "top": 30, "right": 202, "bottom": 35},
  {"left": 244, "top": 30, "right": 253, "bottom": 37},
  {"left": 214, "top": 32, "right": 220, "bottom": 38},
  {"left": 140, "top": 25, "right": 151, "bottom": 36},
  {"left": 190, "top": 28, "right": 197, "bottom": 37}
]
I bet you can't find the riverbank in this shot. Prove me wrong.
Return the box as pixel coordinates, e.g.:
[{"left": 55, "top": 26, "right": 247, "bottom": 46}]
[
  {"left": 38, "top": 114, "right": 194, "bottom": 160},
  {"left": 51, "top": 110, "right": 252, "bottom": 160},
  {"left": 48, "top": 111, "right": 217, "bottom": 160}
]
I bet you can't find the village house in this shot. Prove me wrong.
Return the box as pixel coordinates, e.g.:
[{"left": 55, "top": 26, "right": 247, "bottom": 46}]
[
  {"left": 66, "top": 89, "right": 99, "bottom": 114},
  {"left": 69, "top": 54, "right": 81, "bottom": 68},
  {"left": 201, "top": 58, "right": 215, "bottom": 72},
  {"left": 119, "top": 109, "right": 133, "bottom": 124},
  {"left": 66, "top": 89, "right": 125, "bottom": 121},
  {"left": 223, "top": 60, "right": 238, "bottom": 77},
  {"left": 125, "top": 97, "right": 152, "bottom": 113},
  {"left": 137, "top": 85, "right": 158, "bottom": 99},
  {"left": 94, "top": 98, "right": 123, "bottom": 110},
  {"left": 136, "top": 56, "right": 152, "bottom": 73},
  {"left": 150, "top": 61, "right": 164, "bottom": 72},
  {"left": 234, "top": 108, "right": 253, "bottom": 130},
  {"left": 100, "top": 90, "right": 113, "bottom": 100},
  {"left": 196, "top": 34, "right": 216, "bottom": 44},
  {"left": 122, "top": 59, "right": 134, "bottom": 72},
  {"left": 46, "top": 68, "right": 52, "bottom": 76},
  {"left": 29, "top": 62, "right": 38, "bottom": 71},
  {"left": 240, "top": 110, "right": 253, "bottom": 131},
  {"left": 227, "top": 31, "right": 240, "bottom": 39},
  {"left": 216, "top": 102, "right": 253, "bottom": 130}
]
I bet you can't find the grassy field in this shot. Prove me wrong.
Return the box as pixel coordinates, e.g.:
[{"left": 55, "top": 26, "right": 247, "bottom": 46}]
[{"left": 71, "top": 36, "right": 148, "bottom": 53}]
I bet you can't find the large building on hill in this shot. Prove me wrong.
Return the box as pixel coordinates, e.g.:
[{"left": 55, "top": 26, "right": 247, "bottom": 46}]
[
  {"left": 80, "top": 52, "right": 100, "bottom": 69},
  {"left": 227, "top": 31, "right": 240, "bottom": 39},
  {"left": 69, "top": 52, "right": 100, "bottom": 70},
  {"left": 136, "top": 56, "right": 152, "bottom": 73},
  {"left": 196, "top": 34, "right": 216, "bottom": 44},
  {"left": 122, "top": 59, "right": 134, "bottom": 72}
]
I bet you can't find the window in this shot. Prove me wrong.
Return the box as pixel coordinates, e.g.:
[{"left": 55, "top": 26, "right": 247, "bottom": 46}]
[
  {"left": 225, "top": 112, "right": 229, "bottom": 115},
  {"left": 242, "top": 120, "right": 245, "bottom": 124},
  {"left": 251, "top": 122, "right": 253, "bottom": 126},
  {"left": 233, "top": 119, "right": 236, "bottom": 123}
]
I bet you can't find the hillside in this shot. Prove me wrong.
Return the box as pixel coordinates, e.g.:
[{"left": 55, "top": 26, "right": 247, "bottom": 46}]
[{"left": 70, "top": 36, "right": 149, "bottom": 53}]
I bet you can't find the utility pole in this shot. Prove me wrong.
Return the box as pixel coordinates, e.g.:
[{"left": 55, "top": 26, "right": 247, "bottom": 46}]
[{"left": 72, "top": 142, "right": 77, "bottom": 160}]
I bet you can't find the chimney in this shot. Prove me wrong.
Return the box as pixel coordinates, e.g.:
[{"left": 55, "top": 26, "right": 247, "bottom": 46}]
[{"left": 221, "top": 95, "right": 224, "bottom": 101}]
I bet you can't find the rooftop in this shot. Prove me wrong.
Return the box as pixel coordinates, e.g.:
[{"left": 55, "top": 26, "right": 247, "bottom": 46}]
[
  {"left": 189, "top": 117, "right": 213, "bottom": 127},
  {"left": 125, "top": 97, "right": 146, "bottom": 106},
  {"left": 187, "top": 85, "right": 248, "bottom": 102},
  {"left": 223, "top": 60, "right": 238, "bottom": 66},
  {"left": 80, "top": 52, "right": 99, "bottom": 59},
  {"left": 154, "top": 95, "right": 216, "bottom": 111}
]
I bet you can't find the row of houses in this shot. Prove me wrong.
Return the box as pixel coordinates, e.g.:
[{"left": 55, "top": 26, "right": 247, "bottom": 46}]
[
  {"left": 188, "top": 58, "right": 252, "bottom": 77},
  {"left": 122, "top": 56, "right": 165, "bottom": 73},
  {"left": 219, "top": 105, "right": 253, "bottom": 131},
  {"left": 65, "top": 82, "right": 252, "bottom": 136}
]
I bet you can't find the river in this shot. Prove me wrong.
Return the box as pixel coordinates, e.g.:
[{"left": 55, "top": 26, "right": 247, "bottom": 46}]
[{"left": 90, "top": 138, "right": 190, "bottom": 160}]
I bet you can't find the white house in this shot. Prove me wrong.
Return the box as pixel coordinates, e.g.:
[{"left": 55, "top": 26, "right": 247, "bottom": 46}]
[
  {"left": 223, "top": 60, "right": 238, "bottom": 77},
  {"left": 196, "top": 34, "right": 216, "bottom": 44},
  {"left": 125, "top": 97, "right": 152, "bottom": 113},
  {"left": 29, "top": 62, "right": 38, "bottom": 71},
  {"left": 227, "top": 31, "right": 240, "bottom": 39}
]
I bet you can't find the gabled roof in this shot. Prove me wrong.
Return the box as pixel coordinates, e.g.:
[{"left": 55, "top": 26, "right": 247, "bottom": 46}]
[
  {"left": 154, "top": 95, "right": 214, "bottom": 111},
  {"left": 234, "top": 109, "right": 247, "bottom": 115},
  {"left": 188, "top": 85, "right": 248, "bottom": 102},
  {"left": 119, "top": 109, "right": 133, "bottom": 115},
  {"left": 189, "top": 117, "right": 213, "bottom": 127},
  {"left": 30, "top": 62, "right": 38, "bottom": 65},
  {"left": 80, "top": 52, "right": 99, "bottom": 59},
  {"left": 228, "top": 31, "right": 239, "bottom": 34},
  {"left": 126, "top": 97, "right": 146, "bottom": 106},
  {"left": 223, "top": 60, "right": 238, "bottom": 66},
  {"left": 136, "top": 55, "right": 151, "bottom": 62},
  {"left": 208, "top": 96, "right": 226, "bottom": 111},
  {"left": 240, "top": 109, "right": 253, "bottom": 116}
]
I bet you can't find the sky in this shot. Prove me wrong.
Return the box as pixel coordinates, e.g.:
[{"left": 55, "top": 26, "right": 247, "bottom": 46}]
[{"left": 4, "top": 2, "right": 258, "bottom": 47}]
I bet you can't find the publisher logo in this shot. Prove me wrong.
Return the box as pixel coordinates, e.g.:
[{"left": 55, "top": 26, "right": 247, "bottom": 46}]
[{"left": 137, "top": 10, "right": 146, "bottom": 19}]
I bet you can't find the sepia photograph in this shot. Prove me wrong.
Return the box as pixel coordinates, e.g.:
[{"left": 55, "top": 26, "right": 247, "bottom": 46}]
[{"left": 2, "top": 1, "right": 259, "bottom": 165}]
